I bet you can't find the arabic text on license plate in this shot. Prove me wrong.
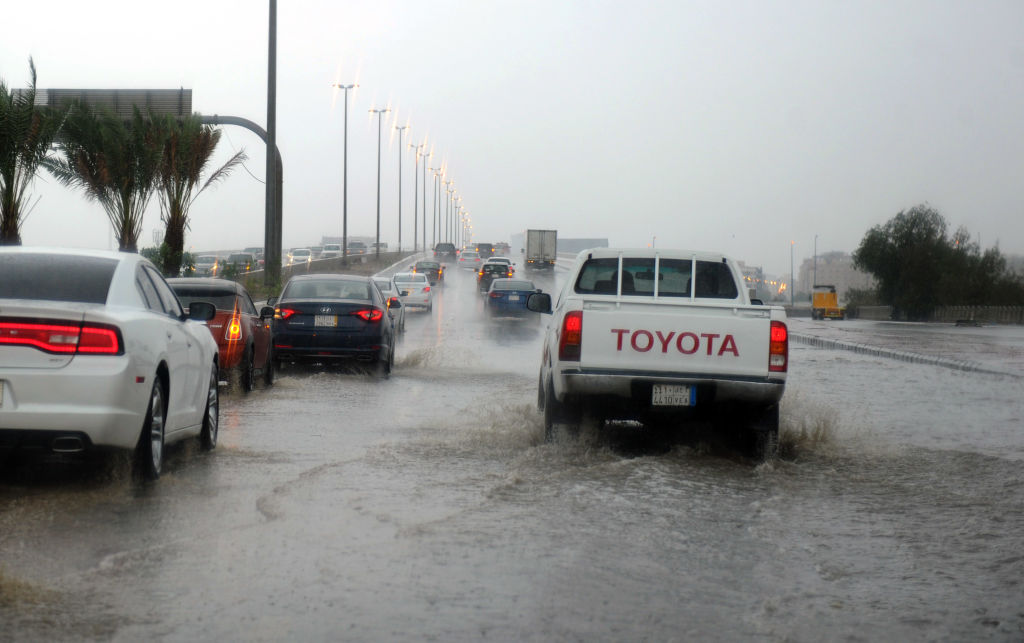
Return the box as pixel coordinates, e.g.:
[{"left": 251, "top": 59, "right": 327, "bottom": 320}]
[
  {"left": 508, "top": 295, "right": 520, "bottom": 301},
  {"left": 652, "top": 384, "right": 694, "bottom": 406},
  {"left": 314, "top": 315, "right": 337, "bottom": 327}
]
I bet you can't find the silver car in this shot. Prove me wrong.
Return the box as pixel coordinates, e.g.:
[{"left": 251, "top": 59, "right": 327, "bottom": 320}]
[
  {"left": 373, "top": 277, "right": 406, "bottom": 332},
  {"left": 0, "top": 247, "right": 221, "bottom": 480},
  {"left": 392, "top": 272, "right": 432, "bottom": 311}
]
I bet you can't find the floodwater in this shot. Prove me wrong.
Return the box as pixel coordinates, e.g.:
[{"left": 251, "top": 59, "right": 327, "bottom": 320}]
[{"left": 2, "top": 260, "right": 1022, "bottom": 641}]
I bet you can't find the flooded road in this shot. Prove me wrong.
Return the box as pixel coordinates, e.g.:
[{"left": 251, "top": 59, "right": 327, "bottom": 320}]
[{"left": 2, "top": 261, "right": 1023, "bottom": 641}]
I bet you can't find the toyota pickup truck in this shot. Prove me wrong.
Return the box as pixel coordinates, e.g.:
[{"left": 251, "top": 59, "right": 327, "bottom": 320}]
[{"left": 527, "top": 248, "right": 789, "bottom": 460}]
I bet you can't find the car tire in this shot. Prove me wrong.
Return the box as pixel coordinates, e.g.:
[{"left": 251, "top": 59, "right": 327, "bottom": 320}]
[
  {"left": 543, "top": 377, "right": 580, "bottom": 442},
  {"left": 240, "top": 344, "right": 255, "bottom": 392},
  {"left": 374, "top": 346, "right": 393, "bottom": 379},
  {"left": 747, "top": 404, "right": 780, "bottom": 462},
  {"left": 134, "top": 377, "right": 166, "bottom": 481},
  {"left": 200, "top": 364, "right": 219, "bottom": 451},
  {"left": 263, "top": 348, "right": 275, "bottom": 386}
]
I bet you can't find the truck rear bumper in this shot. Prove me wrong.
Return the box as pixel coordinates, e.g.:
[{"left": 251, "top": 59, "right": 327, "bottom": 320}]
[{"left": 561, "top": 368, "right": 785, "bottom": 406}]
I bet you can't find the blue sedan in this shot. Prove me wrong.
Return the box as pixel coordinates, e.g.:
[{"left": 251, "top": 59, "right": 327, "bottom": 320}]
[{"left": 485, "top": 278, "right": 541, "bottom": 317}]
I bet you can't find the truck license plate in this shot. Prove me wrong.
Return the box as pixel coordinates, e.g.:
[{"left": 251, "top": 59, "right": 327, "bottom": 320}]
[
  {"left": 652, "top": 384, "right": 695, "bottom": 406},
  {"left": 314, "top": 315, "right": 337, "bottom": 327}
]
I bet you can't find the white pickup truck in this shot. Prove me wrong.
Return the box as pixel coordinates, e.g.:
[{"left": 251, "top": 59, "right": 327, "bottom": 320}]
[{"left": 527, "top": 248, "right": 789, "bottom": 460}]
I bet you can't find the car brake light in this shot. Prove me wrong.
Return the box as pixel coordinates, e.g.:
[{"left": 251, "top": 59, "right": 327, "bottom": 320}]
[
  {"left": 0, "top": 321, "right": 121, "bottom": 355},
  {"left": 355, "top": 309, "right": 384, "bottom": 322},
  {"left": 489, "top": 292, "right": 502, "bottom": 298},
  {"left": 275, "top": 308, "right": 297, "bottom": 320},
  {"left": 424, "top": 286, "right": 431, "bottom": 292},
  {"left": 769, "top": 321, "right": 788, "bottom": 372},
  {"left": 559, "top": 311, "right": 583, "bottom": 361},
  {"left": 225, "top": 315, "right": 242, "bottom": 340}
]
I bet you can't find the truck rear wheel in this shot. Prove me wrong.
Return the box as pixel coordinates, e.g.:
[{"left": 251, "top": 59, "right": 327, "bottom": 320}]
[
  {"left": 747, "top": 404, "right": 780, "bottom": 462},
  {"left": 543, "top": 378, "right": 581, "bottom": 442}
]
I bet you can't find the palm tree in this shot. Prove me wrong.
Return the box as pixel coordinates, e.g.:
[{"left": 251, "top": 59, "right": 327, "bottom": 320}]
[
  {"left": 0, "top": 58, "right": 66, "bottom": 245},
  {"left": 157, "top": 114, "right": 246, "bottom": 276},
  {"left": 46, "top": 104, "right": 166, "bottom": 252}
]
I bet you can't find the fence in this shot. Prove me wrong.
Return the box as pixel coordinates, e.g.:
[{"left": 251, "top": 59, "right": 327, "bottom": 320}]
[{"left": 849, "top": 305, "right": 1024, "bottom": 324}]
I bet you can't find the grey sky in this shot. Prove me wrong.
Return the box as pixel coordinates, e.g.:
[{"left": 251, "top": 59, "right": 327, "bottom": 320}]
[{"left": 3, "top": 0, "right": 1022, "bottom": 275}]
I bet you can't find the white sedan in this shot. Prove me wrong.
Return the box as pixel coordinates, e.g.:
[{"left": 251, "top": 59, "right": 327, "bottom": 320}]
[
  {"left": 0, "top": 247, "right": 221, "bottom": 480},
  {"left": 392, "top": 272, "right": 433, "bottom": 310}
]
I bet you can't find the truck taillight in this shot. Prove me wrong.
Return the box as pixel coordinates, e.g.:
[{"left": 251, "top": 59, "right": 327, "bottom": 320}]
[
  {"left": 225, "top": 316, "right": 242, "bottom": 341},
  {"left": 559, "top": 310, "right": 583, "bottom": 361},
  {"left": 0, "top": 321, "right": 121, "bottom": 355},
  {"left": 769, "top": 321, "right": 788, "bottom": 372}
]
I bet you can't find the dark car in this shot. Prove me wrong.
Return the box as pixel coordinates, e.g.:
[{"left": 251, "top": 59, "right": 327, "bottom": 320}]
[
  {"left": 477, "top": 262, "right": 514, "bottom": 292},
  {"left": 411, "top": 260, "right": 444, "bottom": 285},
  {"left": 269, "top": 274, "right": 397, "bottom": 376},
  {"left": 433, "top": 242, "right": 457, "bottom": 258},
  {"left": 474, "top": 242, "right": 495, "bottom": 258},
  {"left": 169, "top": 278, "right": 275, "bottom": 391},
  {"left": 485, "top": 278, "right": 541, "bottom": 317}
]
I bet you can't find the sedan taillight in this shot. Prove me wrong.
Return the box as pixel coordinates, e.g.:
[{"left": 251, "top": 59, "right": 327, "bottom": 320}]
[
  {"left": 0, "top": 321, "right": 122, "bottom": 355},
  {"left": 275, "top": 308, "right": 297, "bottom": 320},
  {"left": 354, "top": 309, "right": 384, "bottom": 322}
]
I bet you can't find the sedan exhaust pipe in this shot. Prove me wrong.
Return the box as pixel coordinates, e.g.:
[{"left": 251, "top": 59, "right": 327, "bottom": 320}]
[{"left": 51, "top": 436, "right": 86, "bottom": 453}]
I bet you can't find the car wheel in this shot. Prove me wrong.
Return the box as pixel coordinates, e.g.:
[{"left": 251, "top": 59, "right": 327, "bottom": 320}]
[
  {"left": 747, "top": 404, "right": 780, "bottom": 462},
  {"left": 134, "top": 378, "right": 166, "bottom": 481},
  {"left": 542, "top": 377, "right": 580, "bottom": 442},
  {"left": 200, "top": 364, "right": 219, "bottom": 450},
  {"left": 240, "top": 344, "right": 255, "bottom": 392},
  {"left": 263, "top": 347, "right": 275, "bottom": 386}
]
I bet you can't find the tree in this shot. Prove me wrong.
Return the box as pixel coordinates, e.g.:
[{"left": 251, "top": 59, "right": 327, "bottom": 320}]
[
  {"left": 0, "top": 59, "right": 66, "bottom": 245},
  {"left": 45, "top": 104, "right": 166, "bottom": 252},
  {"left": 156, "top": 114, "right": 246, "bottom": 276},
  {"left": 854, "top": 204, "right": 1024, "bottom": 318}
]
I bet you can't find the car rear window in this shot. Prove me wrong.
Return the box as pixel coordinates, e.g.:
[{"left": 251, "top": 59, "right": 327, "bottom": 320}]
[
  {"left": 394, "top": 274, "right": 427, "bottom": 284},
  {"left": 284, "top": 279, "right": 370, "bottom": 300},
  {"left": 574, "top": 257, "right": 738, "bottom": 299},
  {"left": 0, "top": 254, "right": 117, "bottom": 304},
  {"left": 494, "top": 280, "right": 535, "bottom": 290},
  {"left": 170, "top": 286, "right": 238, "bottom": 311}
]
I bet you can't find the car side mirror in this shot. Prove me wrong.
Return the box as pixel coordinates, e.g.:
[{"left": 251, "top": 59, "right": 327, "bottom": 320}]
[
  {"left": 188, "top": 300, "right": 217, "bottom": 322},
  {"left": 260, "top": 305, "right": 275, "bottom": 318},
  {"left": 527, "top": 292, "right": 552, "bottom": 314},
  {"left": 750, "top": 298, "right": 764, "bottom": 305},
  {"left": 267, "top": 296, "right": 278, "bottom": 306},
  {"left": 389, "top": 297, "right": 402, "bottom": 308},
  {"left": 401, "top": 290, "right": 410, "bottom": 296}
]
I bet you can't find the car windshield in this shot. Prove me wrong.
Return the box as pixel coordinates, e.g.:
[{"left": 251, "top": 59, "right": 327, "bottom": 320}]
[
  {"left": 416, "top": 262, "right": 440, "bottom": 270},
  {"left": 0, "top": 254, "right": 117, "bottom": 304},
  {"left": 171, "top": 286, "right": 238, "bottom": 311},
  {"left": 394, "top": 273, "right": 427, "bottom": 284},
  {"left": 284, "top": 279, "right": 370, "bottom": 300},
  {"left": 461, "top": 252, "right": 479, "bottom": 259}
]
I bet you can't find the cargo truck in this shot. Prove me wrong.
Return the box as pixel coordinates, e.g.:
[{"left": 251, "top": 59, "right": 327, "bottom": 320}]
[
  {"left": 524, "top": 229, "right": 557, "bottom": 270},
  {"left": 811, "top": 285, "right": 846, "bottom": 320}
]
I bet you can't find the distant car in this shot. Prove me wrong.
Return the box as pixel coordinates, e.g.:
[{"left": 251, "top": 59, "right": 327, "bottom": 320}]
[
  {"left": 225, "top": 252, "right": 256, "bottom": 273},
  {"left": 270, "top": 274, "right": 397, "bottom": 376},
  {"left": 309, "top": 246, "right": 324, "bottom": 259},
  {"left": 371, "top": 242, "right": 389, "bottom": 252},
  {"left": 373, "top": 277, "right": 406, "bottom": 333},
  {"left": 474, "top": 243, "right": 495, "bottom": 258},
  {"left": 0, "top": 247, "right": 220, "bottom": 480},
  {"left": 287, "top": 248, "right": 312, "bottom": 266},
  {"left": 487, "top": 256, "right": 516, "bottom": 274},
  {"left": 458, "top": 250, "right": 482, "bottom": 270},
  {"left": 194, "top": 255, "right": 218, "bottom": 277},
  {"left": 348, "top": 241, "right": 368, "bottom": 255},
  {"left": 434, "top": 242, "right": 457, "bottom": 258},
  {"left": 411, "top": 260, "right": 444, "bottom": 285},
  {"left": 321, "top": 243, "right": 342, "bottom": 259},
  {"left": 477, "top": 261, "right": 514, "bottom": 292},
  {"left": 393, "top": 272, "right": 432, "bottom": 310},
  {"left": 243, "top": 246, "right": 264, "bottom": 261},
  {"left": 485, "top": 278, "right": 540, "bottom": 317},
  {"left": 169, "top": 278, "right": 275, "bottom": 392}
]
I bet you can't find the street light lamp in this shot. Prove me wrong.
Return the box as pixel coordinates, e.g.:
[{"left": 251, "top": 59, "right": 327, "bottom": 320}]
[
  {"left": 331, "top": 83, "right": 357, "bottom": 261},
  {"left": 394, "top": 125, "right": 409, "bottom": 252},
  {"left": 369, "top": 107, "right": 390, "bottom": 258}
]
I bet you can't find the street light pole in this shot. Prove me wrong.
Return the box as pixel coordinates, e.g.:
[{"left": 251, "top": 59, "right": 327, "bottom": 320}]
[
  {"left": 369, "top": 107, "right": 390, "bottom": 258},
  {"left": 790, "top": 240, "right": 795, "bottom": 307},
  {"left": 429, "top": 168, "right": 442, "bottom": 247},
  {"left": 332, "top": 83, "right": 357, "bottom": 262},
  {"left": 394, "top": 125, "right": 409, "bottom": 252},
  {"left": 813, "top": 234, "right": 818, "bottom": 289},
  {"left": 409, "top": 143, "right": 424, "bottom": 252}
]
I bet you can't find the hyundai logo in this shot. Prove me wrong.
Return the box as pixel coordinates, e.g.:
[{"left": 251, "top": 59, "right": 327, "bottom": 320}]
[{"left": 320, "top": 306, "right": 332, "bottom": 313}]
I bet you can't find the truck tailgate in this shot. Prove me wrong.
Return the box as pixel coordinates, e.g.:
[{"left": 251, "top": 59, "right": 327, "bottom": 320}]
[{"left": 578, "top": 301, "right": 772, "bottom": 380}]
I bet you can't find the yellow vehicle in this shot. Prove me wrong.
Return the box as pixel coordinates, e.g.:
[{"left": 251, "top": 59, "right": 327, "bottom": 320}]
[{"left": 811, "top": 285, "right": 846, "bottom": 320}]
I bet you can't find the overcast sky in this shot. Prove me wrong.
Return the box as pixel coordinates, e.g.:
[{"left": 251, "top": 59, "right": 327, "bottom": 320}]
[{"left": 3, "top": 0, "right": 1023, "bottom": 275}]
